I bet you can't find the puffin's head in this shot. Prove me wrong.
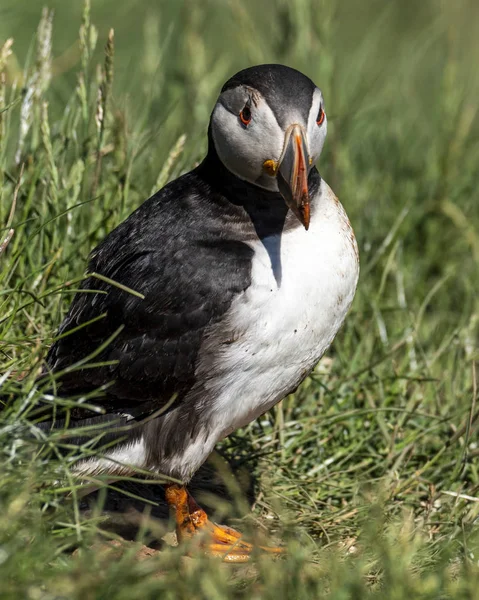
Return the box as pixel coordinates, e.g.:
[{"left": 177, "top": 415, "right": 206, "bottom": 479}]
[{"left": 210, "top": 64, "right": 327, "bottom": 229}]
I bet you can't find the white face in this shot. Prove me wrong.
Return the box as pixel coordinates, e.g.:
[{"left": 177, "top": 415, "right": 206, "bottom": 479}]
[{"left": 210, "top": 85, "right": 327, "bottom": 191}]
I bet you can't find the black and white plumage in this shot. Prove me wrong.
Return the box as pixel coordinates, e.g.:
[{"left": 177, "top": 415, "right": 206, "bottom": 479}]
[{"left": 45, "top": 64, "right": 359, "bottom": 483}]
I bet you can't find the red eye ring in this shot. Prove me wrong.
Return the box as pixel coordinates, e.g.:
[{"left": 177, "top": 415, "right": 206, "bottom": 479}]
[
  {"left": 239, "top": 105, "right": 252, "bottom": 126},
  {"left": 316, "top": 106, "right": 325, "bottom": 126}
]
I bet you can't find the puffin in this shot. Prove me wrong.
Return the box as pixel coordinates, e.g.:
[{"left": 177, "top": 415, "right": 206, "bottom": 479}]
[{"left": 43, "top": 64, "right": 359, "bottom": 561}]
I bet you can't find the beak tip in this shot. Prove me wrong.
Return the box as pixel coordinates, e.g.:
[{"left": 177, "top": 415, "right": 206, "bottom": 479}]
[{"left": 302, "top": 202, "right": 311, "bottom": 231}]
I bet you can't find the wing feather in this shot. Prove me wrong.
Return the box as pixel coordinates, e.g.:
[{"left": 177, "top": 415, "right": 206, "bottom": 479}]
[{"left": 45, "top": 173, "right": 253, "bottom": 417}]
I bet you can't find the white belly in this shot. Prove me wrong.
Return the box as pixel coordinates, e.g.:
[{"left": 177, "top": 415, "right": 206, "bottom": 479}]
[{"left": 198, "top": 179, "right": 359, "bottom": 441}]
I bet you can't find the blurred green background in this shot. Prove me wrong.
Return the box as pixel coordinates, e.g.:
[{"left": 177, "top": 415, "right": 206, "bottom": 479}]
[
  {"left": 3, "top": 0, "right": 479, "bottom": 155},
  {"left": 1, "top": 1, "right": 479, "bottom": 598}
]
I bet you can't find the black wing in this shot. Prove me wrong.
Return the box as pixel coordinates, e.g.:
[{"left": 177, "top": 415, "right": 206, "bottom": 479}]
[{"left": 45, "top": 171, "right": 253, "bottom": 417}]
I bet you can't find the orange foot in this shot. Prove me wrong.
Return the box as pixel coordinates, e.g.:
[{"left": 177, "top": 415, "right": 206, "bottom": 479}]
[{"left": 164, "top": 484, "right": 284, "bottom": 563}]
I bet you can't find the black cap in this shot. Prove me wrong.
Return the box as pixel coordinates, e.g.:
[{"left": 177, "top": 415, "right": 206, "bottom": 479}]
[{"left": 221, "top": 64, "right": 317, "bottom": 128}]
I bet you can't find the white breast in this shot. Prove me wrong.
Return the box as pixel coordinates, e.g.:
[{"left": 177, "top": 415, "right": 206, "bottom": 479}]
[{"left": 198, "top": 179, "right": 359, "bottom": 444}]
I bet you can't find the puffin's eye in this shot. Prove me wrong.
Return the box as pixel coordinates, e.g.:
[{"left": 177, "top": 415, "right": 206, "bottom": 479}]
[
  {"left": 239, "top": 105, "right": 252, "bottom": 126},
  {"left": 316, "top": 105, "right": 325, "bottom": 126}
]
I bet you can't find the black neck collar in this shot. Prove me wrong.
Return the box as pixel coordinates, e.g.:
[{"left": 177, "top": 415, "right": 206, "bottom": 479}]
[{"left": 195, "top": 126, "right": 321, "bottom": 239}]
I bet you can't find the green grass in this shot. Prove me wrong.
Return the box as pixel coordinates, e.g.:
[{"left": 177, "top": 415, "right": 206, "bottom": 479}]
[{"left": 1, "top": 1, "right": 479, "bottom": 598}]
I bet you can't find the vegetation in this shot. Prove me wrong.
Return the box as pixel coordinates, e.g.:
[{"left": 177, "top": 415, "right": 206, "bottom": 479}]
[{"left": 1, "top": 1, "right": 478, "bottom": 597}]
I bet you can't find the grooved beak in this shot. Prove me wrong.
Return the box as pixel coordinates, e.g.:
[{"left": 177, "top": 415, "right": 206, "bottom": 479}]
[{"left": 276, "top": 124, "right": 311, "bottom": 230}]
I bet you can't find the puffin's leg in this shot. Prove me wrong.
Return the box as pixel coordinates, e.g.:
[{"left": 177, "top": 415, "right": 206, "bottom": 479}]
[{"left": 164, "top": 483, "right": 284, "bottom": 562}]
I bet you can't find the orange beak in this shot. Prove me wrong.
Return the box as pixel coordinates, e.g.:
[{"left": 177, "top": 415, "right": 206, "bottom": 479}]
[{"left": 276, "top": 124, "right": 311, "bottom": 230}]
